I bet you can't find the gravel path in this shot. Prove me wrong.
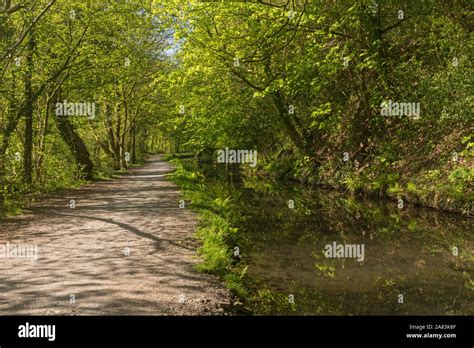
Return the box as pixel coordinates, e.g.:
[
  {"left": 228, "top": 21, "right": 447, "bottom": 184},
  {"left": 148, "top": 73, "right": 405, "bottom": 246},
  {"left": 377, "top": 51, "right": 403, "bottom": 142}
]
[{"left": 0, "top": 155, "right": 230, "bottom": 315}]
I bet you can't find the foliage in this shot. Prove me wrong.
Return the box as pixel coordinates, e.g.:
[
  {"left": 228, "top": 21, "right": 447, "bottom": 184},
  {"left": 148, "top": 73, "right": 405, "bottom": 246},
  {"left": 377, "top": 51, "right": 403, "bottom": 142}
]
[{"left": 167, "top": 158, "right": 247, "bottom": 297}]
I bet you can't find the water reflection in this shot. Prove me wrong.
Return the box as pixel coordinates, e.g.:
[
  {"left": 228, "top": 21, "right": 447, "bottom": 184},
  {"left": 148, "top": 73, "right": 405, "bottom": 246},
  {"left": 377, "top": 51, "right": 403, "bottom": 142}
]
[{"left": 188, "top": 160, "right": 473, "bottom": 315}]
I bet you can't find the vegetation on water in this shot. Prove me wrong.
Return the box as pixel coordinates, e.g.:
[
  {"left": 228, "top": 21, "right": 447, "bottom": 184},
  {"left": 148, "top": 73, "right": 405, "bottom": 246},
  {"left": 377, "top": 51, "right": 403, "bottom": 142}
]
[{"left": 166, "top": 155, "right": 473, "bottom": 315}]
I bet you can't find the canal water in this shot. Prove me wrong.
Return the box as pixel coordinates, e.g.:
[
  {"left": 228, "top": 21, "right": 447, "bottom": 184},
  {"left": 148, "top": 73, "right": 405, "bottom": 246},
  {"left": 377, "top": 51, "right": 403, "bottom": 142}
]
[{"left": 187, "top": 160, "right": 473, "bottom": 315}]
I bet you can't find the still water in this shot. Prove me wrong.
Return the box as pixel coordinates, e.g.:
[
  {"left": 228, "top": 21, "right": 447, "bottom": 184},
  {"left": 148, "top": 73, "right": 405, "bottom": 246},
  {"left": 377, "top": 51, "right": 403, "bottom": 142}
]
[{"left": 191, "top": 161, "right": 473, "bottom": 315}]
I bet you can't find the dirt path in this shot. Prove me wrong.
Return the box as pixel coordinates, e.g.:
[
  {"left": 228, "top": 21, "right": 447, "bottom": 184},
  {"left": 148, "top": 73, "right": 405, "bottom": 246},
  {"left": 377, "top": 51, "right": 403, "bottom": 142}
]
[{"left": 0, "top": 155, "right": 230, "bottom": 315}]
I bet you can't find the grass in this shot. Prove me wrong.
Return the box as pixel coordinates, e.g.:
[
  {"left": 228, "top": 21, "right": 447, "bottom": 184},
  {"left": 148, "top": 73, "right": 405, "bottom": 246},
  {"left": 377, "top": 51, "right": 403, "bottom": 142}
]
[{"left": 165, "top": 156, "right": 249, "bottom": 299}]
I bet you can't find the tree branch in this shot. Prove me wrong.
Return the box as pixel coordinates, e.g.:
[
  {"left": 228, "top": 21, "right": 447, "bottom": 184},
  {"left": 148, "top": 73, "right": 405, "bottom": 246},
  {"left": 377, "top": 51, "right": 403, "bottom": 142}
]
[
  {"left": 381, "top": 17, "right": 409, "bottom": 34},
  {"left": 0, "top": 0, "right": 57, "bottom": 61}
]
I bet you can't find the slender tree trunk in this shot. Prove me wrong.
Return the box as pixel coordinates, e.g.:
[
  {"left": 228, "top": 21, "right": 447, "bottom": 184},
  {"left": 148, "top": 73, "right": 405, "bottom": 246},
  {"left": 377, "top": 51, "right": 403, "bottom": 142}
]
[
  {"left": 115, "top": 104, "right": 123, "bottom": 169},
  {"left": 132, "top": 120, "right": 136, "bottom": 163},
  {"left": 271, "top": 90, "right": 305, "bottom": 152},
  {"left": 0, "top": 154, "right": 5, "bottom": 217},
  {"left": 263, "top": 63, "right": 306, "bottom": 152},
  {"left": 121, "top": 87, "right": 129, "bottom": 168},
  {"left": 36, "top": 95, "right": 51, "bottom": 182},
  {"left": 23, "top": 31, "right": 35, "bottom": 184}
]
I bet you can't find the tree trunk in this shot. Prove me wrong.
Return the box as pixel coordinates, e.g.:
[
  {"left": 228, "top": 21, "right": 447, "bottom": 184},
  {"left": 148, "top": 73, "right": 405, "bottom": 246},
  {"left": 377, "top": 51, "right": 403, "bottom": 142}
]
[
  {"left": 36, "top": 95, "right": 51, "bottom": 182},
  {"left": 55, "top": 112, "right": 94, "bottom": 180},
  {"left": 23, "top": 31, "right": 35, "bottom": 184},
  {"left": 132, "top": 120, "right": 136, "bottom": 163},
  {"left": 271, "top": 90, "right": 306, "bottom": 152},
  {"left": 0, "top": 98, "right": 20, "bottom": 216}
]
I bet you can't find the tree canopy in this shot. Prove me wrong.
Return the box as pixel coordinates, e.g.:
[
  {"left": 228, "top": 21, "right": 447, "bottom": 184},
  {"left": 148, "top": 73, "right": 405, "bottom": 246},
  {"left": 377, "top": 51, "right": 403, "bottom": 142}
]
[{"left": 0, "top": 0, "right": 472, "bottom": 215}]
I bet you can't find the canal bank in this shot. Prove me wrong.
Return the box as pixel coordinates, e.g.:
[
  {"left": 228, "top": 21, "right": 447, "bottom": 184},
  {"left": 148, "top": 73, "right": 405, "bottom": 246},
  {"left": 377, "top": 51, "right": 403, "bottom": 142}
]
[{"left": 165, "top": 154, "right": 473, "bottom": 315}]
